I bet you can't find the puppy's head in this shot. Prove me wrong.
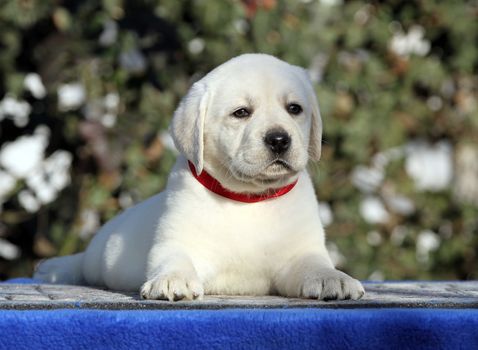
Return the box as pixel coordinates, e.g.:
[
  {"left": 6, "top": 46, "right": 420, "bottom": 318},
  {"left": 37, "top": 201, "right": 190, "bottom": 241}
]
[{"left": 171, "top": 54, "right": 322, "bottom": 194}]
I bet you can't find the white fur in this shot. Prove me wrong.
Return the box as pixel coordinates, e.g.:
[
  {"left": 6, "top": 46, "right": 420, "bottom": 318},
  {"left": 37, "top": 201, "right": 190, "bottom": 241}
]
[{"left": 35, "top": 54, "right": 364, "bottom": 301}]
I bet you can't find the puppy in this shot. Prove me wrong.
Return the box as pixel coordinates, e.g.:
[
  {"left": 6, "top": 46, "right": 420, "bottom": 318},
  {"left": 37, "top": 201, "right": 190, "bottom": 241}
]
[{"left": 35, "top": 54, "right": 365, "bottom": 301}]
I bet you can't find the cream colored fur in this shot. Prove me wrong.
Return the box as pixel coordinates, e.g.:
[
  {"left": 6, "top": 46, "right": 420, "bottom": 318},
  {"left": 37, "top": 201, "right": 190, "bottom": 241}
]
[{"left": 35, "top": 54, "right": 364, "bottom": 301}]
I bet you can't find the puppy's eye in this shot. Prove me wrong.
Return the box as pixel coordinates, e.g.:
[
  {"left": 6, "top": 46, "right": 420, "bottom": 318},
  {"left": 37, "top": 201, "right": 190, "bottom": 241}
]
[
  {"left": 232, "top": 108, "right": 251, "bottom": 118},
  {"left": 287, "top": 103, "right": 303, "bottom": 115}
]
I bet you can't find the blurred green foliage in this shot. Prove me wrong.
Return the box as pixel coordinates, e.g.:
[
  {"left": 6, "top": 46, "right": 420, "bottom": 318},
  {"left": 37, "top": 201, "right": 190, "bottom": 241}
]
[{"left": 0, "top": 0, "right": 477, "bottom": 281}]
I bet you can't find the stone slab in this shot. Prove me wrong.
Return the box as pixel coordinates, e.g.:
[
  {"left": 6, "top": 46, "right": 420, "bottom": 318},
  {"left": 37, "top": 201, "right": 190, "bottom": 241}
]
[{"left": 0, "top": 281, "right": 477, "bottom": 310}]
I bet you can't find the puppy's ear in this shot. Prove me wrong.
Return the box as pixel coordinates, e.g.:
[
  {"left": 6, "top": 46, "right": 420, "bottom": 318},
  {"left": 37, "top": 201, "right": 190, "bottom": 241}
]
[
  {"left": 296, "top": 68, "right": 323, "bottom": 162},
  {"left": 170, "top": 82, "right": 209, "bottom": 174},
  {"left": 308, "top": 85, "right": 323, "bottom": 162}
]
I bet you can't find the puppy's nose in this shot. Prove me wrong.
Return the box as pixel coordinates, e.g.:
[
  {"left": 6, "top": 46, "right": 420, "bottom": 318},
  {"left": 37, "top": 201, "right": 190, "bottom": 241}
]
[{"left": 264, "top": 131, "right": 291, "bottom": 155}]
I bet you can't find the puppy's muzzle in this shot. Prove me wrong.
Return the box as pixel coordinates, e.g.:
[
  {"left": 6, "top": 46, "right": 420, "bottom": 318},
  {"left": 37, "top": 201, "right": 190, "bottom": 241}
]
[{"left": 264, "top": 130, "right": 291, "bottom": 155}]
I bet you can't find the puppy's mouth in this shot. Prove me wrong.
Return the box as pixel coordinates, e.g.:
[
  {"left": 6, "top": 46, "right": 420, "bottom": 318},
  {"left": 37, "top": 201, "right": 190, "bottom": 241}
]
[
  {"left": 268, "top": 159, "right": 292, "bottom": 171},
  {"left": 228, "top": 156, "right": 300, "bottom": 188},
  {"left": 254, "top": 159, "right": 297, "bottom": 183},
  {"left": 212, "top": 156, "right": 300, "bottom": 194}
]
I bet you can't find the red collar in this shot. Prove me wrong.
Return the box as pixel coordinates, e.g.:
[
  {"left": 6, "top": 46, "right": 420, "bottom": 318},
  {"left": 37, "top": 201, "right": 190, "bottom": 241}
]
[{"left": 188, "top": 161, "right": 297, "bottom": 203}]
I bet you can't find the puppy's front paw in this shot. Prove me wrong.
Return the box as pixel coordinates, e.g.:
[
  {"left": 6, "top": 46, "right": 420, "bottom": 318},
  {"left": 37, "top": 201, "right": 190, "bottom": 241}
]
[
  {"left": 301, "top": 269, "right": 365, "bottom": 301},
  {"left": 140, "top": 275, "right": 204, "bottom": 301}
]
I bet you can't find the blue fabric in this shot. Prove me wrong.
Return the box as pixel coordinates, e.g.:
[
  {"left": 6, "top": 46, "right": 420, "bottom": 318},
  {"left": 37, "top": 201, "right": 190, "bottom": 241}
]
[
  {"left": 1, "top": 308, "right": 477, "bottom": 350},
  {"left": 2, "top": 279, "right": 477, "bottom": 349},
  {"left": 4, "top": 277, "right": 41, "bottom": 284}
]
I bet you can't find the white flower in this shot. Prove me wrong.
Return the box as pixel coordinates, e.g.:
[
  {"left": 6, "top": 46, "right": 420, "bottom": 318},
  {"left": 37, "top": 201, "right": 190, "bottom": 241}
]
[
  {"left": 188, "top": 38, "right": 205, "bottom": 55},
  {"left": 101, "top": 113, "right": 117, "bottom": 128},
  {"left": 453, "top": 144, "right": 478, "bottom": 206},
  {"left": 307, "top": 53, "right": 328, "bottom": 84},
  {"left": 83, "top": 99, "right": 103, "bottom": 121},
  {"left": 79, "top": 209, "right": 100, "bottom": 239},
  {"left": 0, "top": 126, "right": 71, "bottom": 210},
  {"left": 351, "top": 146, "right": 405, "bottom": 194},
  {"left": 233, "top": 19, "right": 249, "bottom": 35},
  {"left": 318, "top": 202, "right": 333, "bottom": 227},
  {"left": 359, "top": 196, "right": 390, "bottom": 224},
  {"left": 0, "top": 170, "right": 16, "bottom": 202},
  {"left": 24, "top": 73, "right": 47, "bottom": 99},
  {"left": 58, "top": 83, "right": 86, "bottom": 111},
  {"left": 384, "top": 193, "right": 415, "bottom": 216},
  {"left": 0, "top": 95, "right": 32, "bottom": 127},
  {"left": 99, "top": 20, "right": 118, "bottom": 47},
  {"left": 416, "top": 230, "right": 441, "bottom": 263},
  {"left": 391, "top": 226, "right": 408, "bottom": 246},
  {"left": 119, "top": 49, "right": 147, "bottom": 73},
  {"left": 0, "top": 126, "right": 50, "bottom": 178},
  {"left": 26, "top": 150, "right": 72, "bottom": 204},
  {"left": 319, "top": 0, "right": 343, "bottom": 6},
  {"left": 18, "top": 189, "right": 41, "bottom": 213},
  {"left": 354, "top": 5, "right": 372, "bottom": 25},
  {"left": 405, "top": 140, "right": 453, "bottom": 191},
  {"left": 32, "top": 179, "right": 56, "bottom": 203},
  {"left": 44, "top": 150, "right": 72, "bottom": 189},
  {"left": 0, "top": 238, "right": 20, "bottom": 260},
  {"left": 426, "top": 96, "right": 443, "bottom": 111},
  {"left": 372, "top": 147, "right": 405, "bottom": 169},
  {"left": 366, "top": 230, "right": 383, "bottom": 246},
  {"left": 101, "top": 93, "right": 120, "bottom": 128},
  {"left": 104, "top": 92, "right": 120, "bottom": 110},
  {"left": 389, "top": 25, "right": 430, "bottom": 57},
  {"left": 119, "top": 191, "right": 134, "bottom": 209},
  {"left": 83, "top": 93, "right": 119, "bottom": 127},
  {"left": 351, "top": 165, "right": 384, "bottom": 193}
]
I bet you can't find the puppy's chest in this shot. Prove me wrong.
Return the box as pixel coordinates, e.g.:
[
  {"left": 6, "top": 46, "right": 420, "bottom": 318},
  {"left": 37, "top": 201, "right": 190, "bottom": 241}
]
[
  {"left": 171, "top": 194, "right": 319, "bottom": 293},
  {"left": 198, "top": 222, "right": 279, "bottom": 295},
  {"left": 200, "top": 205, "right": 294, "bottom": 249},
  {"left": 187, "top": 205, "right": 299, "bottom": 267}
]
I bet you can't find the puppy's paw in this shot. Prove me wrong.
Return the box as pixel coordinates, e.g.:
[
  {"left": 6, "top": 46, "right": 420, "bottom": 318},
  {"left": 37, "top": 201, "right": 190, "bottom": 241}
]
[
  {"left": 140, "top": 275, "right": 204, "bottom": 301},
  {"left": 301, "top": 269, "right": 365, "bottom": 301}
]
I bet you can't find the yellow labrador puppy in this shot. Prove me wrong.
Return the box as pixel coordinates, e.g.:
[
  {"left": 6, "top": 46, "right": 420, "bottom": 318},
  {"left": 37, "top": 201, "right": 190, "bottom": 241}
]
[{"left": 35, "top": 54, "right": 365, "bottom": 301}]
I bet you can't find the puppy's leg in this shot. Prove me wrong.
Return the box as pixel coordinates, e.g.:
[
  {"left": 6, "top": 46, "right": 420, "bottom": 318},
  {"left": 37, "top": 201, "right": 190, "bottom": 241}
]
[
  {"left": 274, "top": 254, "right": 365, "bottom": 300},
  {"left": 140, "top": 250, "right": 204, "bottom": 301}
]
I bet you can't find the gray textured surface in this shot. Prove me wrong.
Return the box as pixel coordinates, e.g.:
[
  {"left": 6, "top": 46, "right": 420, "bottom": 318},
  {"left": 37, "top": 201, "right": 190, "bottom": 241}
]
[{"left": 0, "top": 281, "right": 477, "bottom": 310}]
